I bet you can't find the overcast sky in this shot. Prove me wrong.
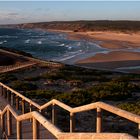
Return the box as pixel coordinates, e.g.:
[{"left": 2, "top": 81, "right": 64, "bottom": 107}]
[{"left": 0, "top": 1, "right": 140, "bottom": 24}]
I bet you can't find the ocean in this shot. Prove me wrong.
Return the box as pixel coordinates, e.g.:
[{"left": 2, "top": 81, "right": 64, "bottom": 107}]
[{"left": 0, "top": 28, "right": 108, "bottom": 64}]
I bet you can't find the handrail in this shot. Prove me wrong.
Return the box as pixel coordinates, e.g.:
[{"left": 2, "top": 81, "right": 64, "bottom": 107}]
[
  {"left": 1, "top": 82, "right": 140, "bottom": 124},
  {"left": 0, "top": 82, "right": 140, "bottom": 139},
  {"left": 71, "top": 102, "right": 98, "bottom": 113},
  {"left": 98, "top": 102, "right": 140, "bottom": 124},
  {"left": 0, "top": 105, "right": 61, "bottom": 139},
  {"left": 51, "top": 99, "right": 73, "bottom": 112},
  {"left": 0, "top": 82, "right": 140, "bottom": 123},
  {"left": 0, "top": 48, "right": 62, "bottom": 67},
  {"left": 0, "top": 105, "right": 137, "bottom": 140},
  {"left": 0, "top": 82, "right": 40, "bottom": 109},
  {"left": 32, "top": 111, "right": 61, "bottom": 137}
]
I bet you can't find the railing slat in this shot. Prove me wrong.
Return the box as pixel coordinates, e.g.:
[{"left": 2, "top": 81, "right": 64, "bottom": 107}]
[
  {"left": 96, "top": 107, "right": 102, "bottom": 133},
  {"left": 17, "top": 121, "right": 22, "bottom": 139},
  {"left": 33, "top": 117, "right": 39, "bottom": 139}
]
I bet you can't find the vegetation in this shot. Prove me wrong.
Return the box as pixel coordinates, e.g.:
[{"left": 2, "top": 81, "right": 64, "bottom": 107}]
[
  {"left": 18, "top": 20, "right": 140, "bottom": 32},
  {"left": 0, "top": 63, "right": 140, "bottom": 112},
  {"left": 24, "top": 90, "right": 61, "bottom": 99},
  {"left": 118, "top": 101, "right": 140, "bottom": 115},
  {"left": 11, "top": 81, "right": 37, "bottom": 91},
  {"left": 0, "top": 74, "right": 17, "bottom": 83}
]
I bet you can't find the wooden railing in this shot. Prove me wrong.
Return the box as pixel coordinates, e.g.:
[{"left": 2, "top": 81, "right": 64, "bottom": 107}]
[
  {"left": 0, "top": 62, "right": 37, "bottom": 74},
  {"left": 0, "top": 82, "right": 140, "bottom": 139},
  {"left": 0, "top": 105, "right": 61, "bottom": 139},
  {"left": 0, "top": 105, "right": 137, "bottom": 139},
  {"left": 0, "top": 48, "right": 63, "bottom": 69}
]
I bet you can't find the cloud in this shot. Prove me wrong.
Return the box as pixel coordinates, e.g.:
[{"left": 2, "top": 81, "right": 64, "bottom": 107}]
[{"left": 8, "top": 12, "right": 19, "bottom": 16}]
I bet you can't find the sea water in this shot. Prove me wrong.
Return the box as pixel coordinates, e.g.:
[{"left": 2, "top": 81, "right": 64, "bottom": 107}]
[{"left": 0, "top": 28, "right": 108, "bottom": 64}]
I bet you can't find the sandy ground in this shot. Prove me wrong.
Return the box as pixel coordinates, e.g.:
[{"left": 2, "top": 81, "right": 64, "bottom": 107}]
[
  {"left": 76, "top": 51, "right": 140, "bottom": 73},
  {"left": 77, "top": 51, "right": 140, "bottom": 63},
  {"left": 49, "top": 29, "right": 140, "bottom": 72}
]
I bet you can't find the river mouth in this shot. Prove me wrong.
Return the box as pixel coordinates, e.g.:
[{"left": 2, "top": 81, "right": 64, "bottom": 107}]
[{"left": 0, "top": 28, "right": 109, "bottom": 63}]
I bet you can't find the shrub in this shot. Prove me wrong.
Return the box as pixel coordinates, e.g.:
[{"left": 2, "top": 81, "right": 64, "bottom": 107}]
[
  {"left": 24, "top": 76, "right": 41, "bottom": 81},
  {"left": 11, "top": 81, "right": 37, "bottom": 91},
  {"left": 0, "top": 74, "right": 17, "bottom": 83},
  {"left": 117, "top": 101, "right": 140, "bottom": 115},
  {"left": 25, "top": 90, "right": 61, "bottom": 99},
  {"left": 54, "top": 90, "right": 93, "bottom": 107}
]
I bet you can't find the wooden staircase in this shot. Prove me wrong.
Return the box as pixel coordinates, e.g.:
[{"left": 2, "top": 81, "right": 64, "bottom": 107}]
[{"left": 0, "top": 82, "right": 139, "bottom": 139}]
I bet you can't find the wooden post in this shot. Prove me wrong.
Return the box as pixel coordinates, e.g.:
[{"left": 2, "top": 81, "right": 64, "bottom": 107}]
[
  {"left": 3, "top": 88, "right": 7, "bottom": 98},
  {"left": 96, "top": 107, "right": 102, "bottom": 133},
  {"left": 11, "top": 93, "right": 14, "bottom": 106},
  {"left": 138, "top": 123, "right": 140, "bottom": 140},
  {"left": 16, "top": 96, "right": 19, "bottom": 110},
  {"left": 7, "top": 110, "right": 12, "bottom": 136},
  {"left": 1, "top": 86, "right": 3, "bottom": 96},
  {"left": 0, "top": 86, "right": 2, "bottom": 95},
  {"left": 33, "top": 117, "right": 39, "bottom": 139},
  {"left": 30, "top": 104, "right": 32, "bottom": 112},
  {"left": 21, "top": 99, "right": 25, "bottom": 114},
  {"left": 17, "top": 121, "right": 22, "bottom": 139},
  {"left": 70, "top": 112, "right": 75, "bottom": 132},
  {"left": 30, "top": 104, "right": 32, "bottom": 122},
  {"left": 52, "top": 103, "right": 57, "bottom": 125},
  {"left": 7, "top": 90, "right": 11, "bottom": 102},
  {"left": 1, "top": 114, "right": 5, "bottom": 133}
]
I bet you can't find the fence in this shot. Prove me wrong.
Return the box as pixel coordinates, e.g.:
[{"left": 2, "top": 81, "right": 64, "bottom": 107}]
[{"left": 0, "top": 82, "right": 139, "bottom": 139}]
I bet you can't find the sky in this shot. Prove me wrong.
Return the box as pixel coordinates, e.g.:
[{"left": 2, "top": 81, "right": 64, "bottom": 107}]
[{"left": 0, "top": 1, "right": 140, "bottom": 24}]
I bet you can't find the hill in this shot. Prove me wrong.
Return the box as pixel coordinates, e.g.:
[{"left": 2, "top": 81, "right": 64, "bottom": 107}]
[{"left": 15, "top": 20, "right": 140, "bottom": 32}]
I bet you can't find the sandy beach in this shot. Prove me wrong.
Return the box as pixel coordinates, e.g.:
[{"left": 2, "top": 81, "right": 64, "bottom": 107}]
[
  {"left": 49, "top": 29, "right": 140, "bottom": 72},
  {"left": 49, "top": 29, "right": 140, "bottom": 49}
]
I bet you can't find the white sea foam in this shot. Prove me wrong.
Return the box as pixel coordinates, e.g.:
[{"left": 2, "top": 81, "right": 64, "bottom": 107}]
[
  {"left": 57, "top": 50, "right": 84, "bottom": 62},
  {"left": 0, "top": 40, "right": 7, "bottom": 44},
  {"left": 68, "top": 46, "right": 72, "bottom": 50},
  {"left": 37, "top": 41, "right": 42, "bottom": 45},
  {"left": 58, "top": 43, "right": 65, "bottom": 47},
  {"left": 25, "top": 39, "right": 30, "bottom": 44}
]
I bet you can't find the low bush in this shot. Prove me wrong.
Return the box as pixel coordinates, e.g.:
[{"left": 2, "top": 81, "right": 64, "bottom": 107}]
[
  {"left": 0, "top": 74, "right": 17, "bottom": 83},
  {"left": 117, "top": 101, "right": 140, "bottom": 115},
  {"left": 11, "top": 81, "right": 37, "bottom": 91}
]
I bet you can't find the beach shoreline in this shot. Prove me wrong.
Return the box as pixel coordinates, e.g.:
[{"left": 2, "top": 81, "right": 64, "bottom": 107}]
[
  {"left": 48, "top": 29, "right": 140, "bottom": 73},
  {"left": 48, "top": 29, "right": 140, "bottom": 49}
]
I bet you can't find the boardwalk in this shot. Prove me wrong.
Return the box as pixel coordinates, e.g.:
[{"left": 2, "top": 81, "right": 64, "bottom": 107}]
[
  {"left": 0, "top": 82, "right": 139, "bottom": 139},
  {"left": 0, "top": 62, "right": 37, "bottom": 74},
  {"left": 0, "top": 48, "right": 63, "bottom": 74},
  {"left": 0, "top": 93, "right": 57, "bottom": 139}
]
